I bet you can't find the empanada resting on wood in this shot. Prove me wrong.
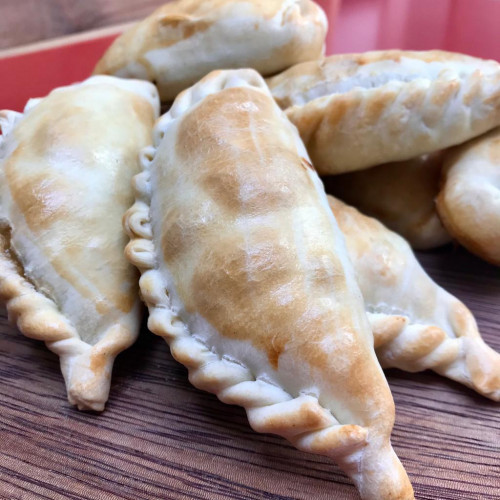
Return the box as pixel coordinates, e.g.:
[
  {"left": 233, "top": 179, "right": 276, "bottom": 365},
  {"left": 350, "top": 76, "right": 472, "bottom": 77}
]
[
  {"left": 327, "top": 196, "right": 500, "bottom": 401},
  {"left": 124, "top": 68, "right": 414, "bottom": 500},
  {"left": 323, "top": 152, "right": 451, "bottom": 250},
  {"left": 437, "top": 127, "right": 500, "bottom": 266},
  {"left": 267, "top": 50, "right": 500, "bottom": 174},
  {"left": 94, "top": 0, "right": 327, "bottom": 102},
  {"left": 0, "top": 76, "right": 160, "bottom": 411}
]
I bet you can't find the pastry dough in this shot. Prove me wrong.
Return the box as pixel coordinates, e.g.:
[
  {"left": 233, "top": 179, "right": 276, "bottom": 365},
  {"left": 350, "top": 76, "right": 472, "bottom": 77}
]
[
  {"left": 0, "top": 76, "right": 160, "bottom": 411},
  {"left": 328, "top": 196, "right": 500, "bottom": 401},
  {"left": 323, "top": 152, "right": 451, "bottom": 249},
  {"left": 267, "top": 50, "right": 500, "bottom": 174},
  {"left": 124, "top": 68, "right": 414, "bottom": 500},
  {"left": 94, "top": 0, "right": 327, "bottom": 102},
  {"left": 437, "top": 127, "right": 500, "bottom": 266}
]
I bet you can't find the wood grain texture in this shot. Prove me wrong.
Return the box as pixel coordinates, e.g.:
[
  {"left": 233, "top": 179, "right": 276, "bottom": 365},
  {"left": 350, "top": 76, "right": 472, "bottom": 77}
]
[
  {"left": 0, "top": 0, "right": 169, "bottom": 50},
  {"left": 0, "top": 246, "right": 499, "bottom": 499}
]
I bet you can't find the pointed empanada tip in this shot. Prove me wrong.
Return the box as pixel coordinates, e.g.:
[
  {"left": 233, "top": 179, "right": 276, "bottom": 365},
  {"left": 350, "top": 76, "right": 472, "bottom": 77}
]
[
  {"left": 69, "top": 393, "right": 106, "bottom": 413},
  {"left": 353, "top": 444, "right": 415, "bottom": 500},
  {"left": 63, "top": 359, "right": 113, "bottom": 412},
  {"left": 464, "top": 339, "right": 500, "bottom": 401}
]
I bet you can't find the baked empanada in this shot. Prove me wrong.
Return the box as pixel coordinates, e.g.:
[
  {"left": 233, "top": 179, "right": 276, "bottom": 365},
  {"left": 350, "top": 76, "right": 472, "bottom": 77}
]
[
  {"left": 0, "top": 76, "right": 160, "bottom": 411},
  {"left": 124, "top": 69, "right": 414, "bottom": 500},
  {"left": 328, "top": 196, "right": 500, "bottom": 401},
  {"left": 323, "top": 152, "right": 451, "bottom": 250},
  {"left": 94, "top": 0, "right": 327, "bottom": 102},
  {"left": 267, "top": 50, "right": 500, "bottom": 174},
  {"left": 437, "top": 127, "right": 500, "bottom": 266}
]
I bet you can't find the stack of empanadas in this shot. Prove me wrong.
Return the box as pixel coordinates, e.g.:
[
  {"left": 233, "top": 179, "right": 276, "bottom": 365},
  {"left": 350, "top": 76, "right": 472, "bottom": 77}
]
[
  {"left": 1, "top": 0, "right": 499, "bottom": 498},
  {"left": 266, "top": 50, "right": 500, "bottom": 258}
]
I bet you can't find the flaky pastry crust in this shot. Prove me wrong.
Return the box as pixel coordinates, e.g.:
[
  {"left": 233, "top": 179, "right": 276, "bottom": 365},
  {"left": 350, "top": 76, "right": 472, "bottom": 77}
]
[
  {"left": 94, "top": 0, "right": 327, "bottom": 102},
  {"left": 328, "top": 196, "right": 500, "bottom": 401},
  {"left": 437, "top": 127, "right": 500, "bottom": 266},
  {"left": 124, "top": 68, "right": 414, "bottom": 500},
  {"left": 0, "top": 76, "right": 160, "bottom": 410},
  {"left": 267, "top": 50, "right": 500, "bottom": 174},
  {"left": 323, "top": 152, "right": 451, "bottom": 250}
]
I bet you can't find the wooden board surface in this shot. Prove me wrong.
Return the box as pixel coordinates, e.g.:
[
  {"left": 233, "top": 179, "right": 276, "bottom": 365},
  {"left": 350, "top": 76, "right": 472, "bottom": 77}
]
[{"left": 1, "top": 246, "right": 499, "bottom": 500}]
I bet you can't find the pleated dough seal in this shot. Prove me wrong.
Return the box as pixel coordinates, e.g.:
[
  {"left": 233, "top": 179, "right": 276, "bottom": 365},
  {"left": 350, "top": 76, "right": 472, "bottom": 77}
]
[
  {"left": 0, "top": 76, "right": 160, "bottom": 411},
  {"left": 323, "top": 152, "right": 451, "bottom": 250},
  {"left": 267, "top": 50, "right": 500, "bottom": 174},
  {"left": 437, "top": 127, "right": 500, "bottom": 266},
  {"left": 94, "top": 0, "right": 327, "bottom": 102},
  {"left": 327, "top": 196, "right": 500, "bottom": 401},
  {"left": 124, "top": 68, "right": 414, "bottom": 500}
]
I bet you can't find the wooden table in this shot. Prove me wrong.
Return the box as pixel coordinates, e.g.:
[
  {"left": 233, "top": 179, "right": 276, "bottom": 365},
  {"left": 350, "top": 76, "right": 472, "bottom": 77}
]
[{"left": 1, "top": 246, "right": 499, "bottom": 500}]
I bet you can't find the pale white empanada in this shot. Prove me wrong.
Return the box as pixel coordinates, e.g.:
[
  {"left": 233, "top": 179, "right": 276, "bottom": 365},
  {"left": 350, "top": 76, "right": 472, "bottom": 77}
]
[
  {"left": 267, "top": 50, "right": 500, "bottom": 174},
  {"left": 437, "top": 127, "right": 500, "bottom": 266},
  {"left": 124, "top": 69, "right": 414, "bottom": 500},
  {"left": 327, "top": 196, "right": 500, "bottom": 401},
  {"left": 94, "top": 0, "right": 327, "bottom": 102},
  {"left": 0, "top": 76, "right": 160, "bottom": 411},
  {"left": 323, "top": 152, "right": 451, "bottom": 250}
]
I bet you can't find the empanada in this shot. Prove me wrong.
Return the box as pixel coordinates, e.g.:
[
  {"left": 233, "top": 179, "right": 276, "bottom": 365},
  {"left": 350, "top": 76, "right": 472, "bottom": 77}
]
[
  {"left": 328, "top": 196, "right": 500, "bottom": 401},
  {"left": 267, "top": 50, "right": 500, "bottom": 174},
  {"left": 0, "top": 76, "right": 160, "bottom": 411},
  {"left": 94, "top": 0, "right": 327, "bottom": 103},
  {"left": 124, "top": 68, "right": 414, "bottom": 500},
  {"left": 323, "top": 152, "right": 451, "bottom": 250},
  {"left": 437, "top": 127, "right": 500, "bottom": 266}
]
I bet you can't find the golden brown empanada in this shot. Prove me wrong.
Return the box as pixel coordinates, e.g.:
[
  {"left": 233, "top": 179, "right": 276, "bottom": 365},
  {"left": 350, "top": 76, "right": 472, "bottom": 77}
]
[
  {"left": 328, "top": 196, "right": 500, "bottom": 401},
  {"left": 267, "top": 50, "right": 500, "bottom": 174},
  {"left": 124, "top": 68, "right": 414, "bottom": 500},
  {"left": 0, "top": 76, "right": 160, "bottom": 411},
  {"left": 323, "top": 152, "right": 451, "bottom": 250},
  {"left": 437, "top": 127, "right": 500, "bottom": 266},
  {"left": 94, "top": 0, "right": 327, "bottom": 102}
]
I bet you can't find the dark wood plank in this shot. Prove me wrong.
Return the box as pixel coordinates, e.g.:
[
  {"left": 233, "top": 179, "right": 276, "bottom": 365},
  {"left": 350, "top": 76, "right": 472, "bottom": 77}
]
[
  {"left": 0, "top": 246, "right": 499, "bottom": 499},
  {"left": 0, "top": 0, "right": 169, "bottom": 50}
]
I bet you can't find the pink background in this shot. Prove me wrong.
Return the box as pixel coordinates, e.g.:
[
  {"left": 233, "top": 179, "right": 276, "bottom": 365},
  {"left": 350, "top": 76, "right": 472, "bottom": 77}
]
[
  {"left": 1, "top": 0, "right": 499, "bottom": 111},
  {"left": 320, "top": 0, "right": 500, "bottom": 60}
]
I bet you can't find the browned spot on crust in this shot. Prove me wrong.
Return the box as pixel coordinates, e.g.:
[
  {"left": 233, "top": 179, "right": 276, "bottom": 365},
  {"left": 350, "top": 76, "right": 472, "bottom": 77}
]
[
  {"left": 301, "top": 157, "right": 315, "bottom": 171},
  {"left": 325, "top": 95, "right": 350, "bottom": 128},
  {"left": 372, "top": 316, "right": 407, "bottom": 349},
  {"left": 362, "top": 92, "right": 392, "bottom": 125},
  {"left": 90, "top": 351, "right": 107, "bottom": 374},
  {"left": 303, "top": 423, "right": 367, "bottom": 454},
  {"left": 258, "top": 400, "right": 332, "bottom": 435},
  {"left": 449, "top": 300, "right": 477, "bottom": 338},
  {"left": 175, "top": 87, "right": 306, "bottom": 216},
  {"left": 157, "top": 14, "right": 212, "bottom": 43},
  {"left": 431, "top": 78, "right": 459, "bottom": 108}
]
